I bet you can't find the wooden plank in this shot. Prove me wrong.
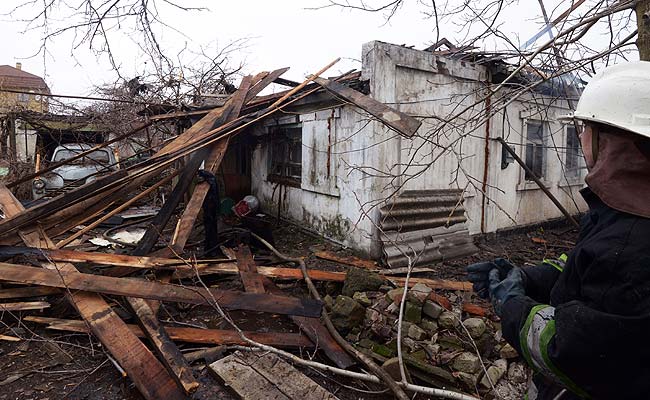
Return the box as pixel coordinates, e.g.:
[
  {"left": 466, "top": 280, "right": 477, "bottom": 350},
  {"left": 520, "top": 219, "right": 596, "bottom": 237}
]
[
  {"left": 244, "top": 67, "right": 290, "bottom": 104},
  {"left": 173, "top": 263, "right": 345, "bottom": 281},
  {"left": 21, "top": 247, "right": 472, "bottom": 291},
  {"left": 132, "top": 148, "right": 209, "bottom": 255},
  {"left": 126, "top": 78, "right": 257, "bottom": 391},
  {"left": 127, "top": 297, "right": 199, "bottom": 394},
  {"left": 210, "top": 351, "right": 339, "bottom": 400},
  {"left": 0, "top": 186, "right": 187, "bottom": 400},
  {"left": 170, "top": 138, "right": 229, "bottom": 252},
  {"left": 0, "top": 286, "right": 61, "bottom": 299},
  {"left": 171, "top": 72, "right": 263, "bottom": 252},
  {"left": 312, "top": 76, "right": 421, "bottom": 137},
  {"left": 234, "top": 245, "right": 353, "bottom": 369},
  {"left": 176, "top": 262, "right": 472, "bottom": 290},
  {"left": 235, "top": 245, "right": 266, "bottom": 294},
  {"left": 0, "top": 170, "right": 129, "bottom": 237},
  {"left": 156, "top": 74, "right": 253, "bottom": 157},
  {"left": 313, "top": 250, "right": 378, "bottom": 270},
  {"left": 212, "top": 352, "right": 290, "bottom": 400},
  {"left": 392, "top": 276, "right": 472, "bottom": 291},
  {"left": 0, "top": 262, "right": 322, "bottom": 317},
  {"left": 265, "top": 278, "right": 355, "bottom": 369},
  {"left": 0, "top": 301, "right": 49, "bottom": 311},
  {"left": 0, "top": 245, "right": 232, "bottom": 270},
  {"left": 25, "top": 316, "right": 314, "bottom": 348}
]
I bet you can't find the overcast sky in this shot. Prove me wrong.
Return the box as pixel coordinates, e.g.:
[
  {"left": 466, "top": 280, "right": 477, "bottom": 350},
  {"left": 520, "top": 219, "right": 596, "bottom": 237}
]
[{"left": 0, "top": 1, "right": 636, "bottom": 97}]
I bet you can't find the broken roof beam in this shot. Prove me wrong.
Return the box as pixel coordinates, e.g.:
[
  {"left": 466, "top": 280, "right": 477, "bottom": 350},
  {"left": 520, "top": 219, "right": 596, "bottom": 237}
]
[
  {"left": 0, "top": 262, "right": 323, "bottom": 317},
  {"left": 3, "top": 244, "right": 470, "bottom": 291},
  {"left": 311, "top": 76, "right": 421, "bottom": 137},
  {"left": 25, "top": 316, "right": 314, "bottom": 348},
  {"left": 232, "top": 244, "right": 354, "bottom": 369},
  {"left": 0, "top": 186, "right": 187, "bottom": 400}
]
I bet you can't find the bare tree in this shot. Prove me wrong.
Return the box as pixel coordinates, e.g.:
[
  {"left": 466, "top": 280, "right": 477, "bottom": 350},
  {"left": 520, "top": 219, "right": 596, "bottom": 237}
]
[{"left": 4, "top": 0, "right": 207, "bottom": 70}]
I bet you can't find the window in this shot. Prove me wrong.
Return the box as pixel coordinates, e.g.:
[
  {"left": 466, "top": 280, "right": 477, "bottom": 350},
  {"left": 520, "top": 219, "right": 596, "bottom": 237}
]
[
  {"left": 524, "top": 121, "right": 546, "bottom": 181},
  {"left": 53, "top": 149, "right": 110, "bottom": 164},
  {"left": 17, "top": 93, "right": 29, "bottom": 103},
  {"left": 268, "top": 125, "right": 302, "bottom": 185},
  {"left": 565, "top": 125, "right": 582, "bottom": 179}
]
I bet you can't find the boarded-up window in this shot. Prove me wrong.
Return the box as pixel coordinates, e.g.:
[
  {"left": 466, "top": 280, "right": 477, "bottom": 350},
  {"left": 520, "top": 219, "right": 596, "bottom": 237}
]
[
  {"left": 565, "top": 125, "right": 581, "bottom": 178},
  {"left": 268, "top": 125, "right": 302, "bottom": 186},
  {"left": 525, "top": 121, "right": 546, "bottom": 181}
]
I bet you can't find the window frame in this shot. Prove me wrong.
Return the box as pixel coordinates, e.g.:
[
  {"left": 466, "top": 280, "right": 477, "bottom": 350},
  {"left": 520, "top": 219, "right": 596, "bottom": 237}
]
[
  {"left": 560, "top": 122, "right": 585, "bottom": 186},
  {"left": 267, "top": 123, "right": 302, "bottom": 188},
  {"left": 16, "top": 92, "right": 29, "bottom": 103},
  {"left": 522, "top": 119, "right": 549, "bottom": 183}
]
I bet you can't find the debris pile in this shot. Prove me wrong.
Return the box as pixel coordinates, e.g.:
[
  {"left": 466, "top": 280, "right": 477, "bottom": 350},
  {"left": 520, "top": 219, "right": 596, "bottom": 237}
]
[
  {"left": 326, "top": 267, "right": 531, "bottom": 399},
  {"left": 0, "top": 60, "right": 505, "bottom": 400}
]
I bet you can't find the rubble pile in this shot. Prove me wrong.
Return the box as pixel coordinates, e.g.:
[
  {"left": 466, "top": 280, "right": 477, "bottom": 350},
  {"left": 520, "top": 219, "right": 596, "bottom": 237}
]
[{"left": 325, "top": 268, "right": 530, "bottom": 399}]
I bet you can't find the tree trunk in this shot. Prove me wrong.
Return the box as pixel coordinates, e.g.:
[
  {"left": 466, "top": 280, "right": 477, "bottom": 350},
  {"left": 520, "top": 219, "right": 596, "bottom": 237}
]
[{"left": 637, "top": 0, "right": 650, "bottom": 60}]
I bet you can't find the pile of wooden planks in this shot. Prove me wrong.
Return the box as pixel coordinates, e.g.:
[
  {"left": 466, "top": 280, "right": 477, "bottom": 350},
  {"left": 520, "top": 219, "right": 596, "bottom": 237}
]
[{"left": 0, "top": 61, "right": 428, "bottom": 399}]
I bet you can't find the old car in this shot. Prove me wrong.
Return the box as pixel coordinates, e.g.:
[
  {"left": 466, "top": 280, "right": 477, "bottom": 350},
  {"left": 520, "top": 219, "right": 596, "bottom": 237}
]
[{"left": 32, "top": 144, "right": 118, "bottom": 200}]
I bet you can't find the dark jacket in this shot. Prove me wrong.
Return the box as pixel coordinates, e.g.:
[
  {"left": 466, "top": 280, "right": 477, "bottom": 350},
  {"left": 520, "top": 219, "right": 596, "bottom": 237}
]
[{"left": 501, "top": 188, "right": 650, "bottom": 400}]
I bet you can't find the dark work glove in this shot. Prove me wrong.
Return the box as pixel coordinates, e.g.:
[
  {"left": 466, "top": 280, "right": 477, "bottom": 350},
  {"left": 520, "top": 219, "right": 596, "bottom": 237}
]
[
  {"left": 467, "top": 258, "right": 517, "bottom": 299},
  {"left": 488, "top": 267, "right": 526, "bottom": 317}
]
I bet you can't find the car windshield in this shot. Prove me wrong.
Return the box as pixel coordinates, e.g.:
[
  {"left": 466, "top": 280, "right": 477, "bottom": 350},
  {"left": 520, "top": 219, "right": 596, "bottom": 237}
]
[{"left": 52, "top": 148, "right": 110, "bottom": 164}]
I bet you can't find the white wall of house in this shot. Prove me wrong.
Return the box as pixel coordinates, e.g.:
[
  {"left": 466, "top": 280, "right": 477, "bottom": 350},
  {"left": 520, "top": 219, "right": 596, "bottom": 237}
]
[
  {"left": 251, "top": 40, "right": 588, "bottom": 258},
  {"left": 251, "top": 108, "right": 379, "bottom": 256}
]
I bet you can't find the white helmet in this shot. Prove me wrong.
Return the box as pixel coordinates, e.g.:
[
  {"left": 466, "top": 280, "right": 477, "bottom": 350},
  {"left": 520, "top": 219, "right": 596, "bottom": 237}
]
[{"left": 560, "top": 61, "right": 650, "bottom": 139}]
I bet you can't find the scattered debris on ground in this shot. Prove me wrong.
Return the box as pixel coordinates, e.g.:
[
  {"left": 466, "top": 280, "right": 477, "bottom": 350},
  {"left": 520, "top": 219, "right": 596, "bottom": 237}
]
[{"left": 0, "top": 61, "right": 578, "bottom": 399}]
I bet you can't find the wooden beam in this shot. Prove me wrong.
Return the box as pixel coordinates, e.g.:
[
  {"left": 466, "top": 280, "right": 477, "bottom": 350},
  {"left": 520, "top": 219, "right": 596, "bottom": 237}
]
[
  {"left": 312, "top": 76, "right": 421, "bottom": 137},
  {"left": 25, "top": 316, "right": 314, "bottom": 348},
  {"left": 313, "top": 250, "right": 378, "bottom": 270},
  {"left": 132, "top": 148, "right": 209, "bottom": 255},
  {"left": 265, "top": 277, "right": 355, "bottom": 369},
  {"left": 244, "top": 67, "right": 290, "bottom": 104},
  {"left": 128, "top": 298, "right": 199, "bottom": 394},
  {"left": 0, "top": 245, "right": 232, "bottom": 270},
  {"left": 125, "top": 77, "right": 257, "bottom": 393},
  {"left": 0, "top": 186, "right": 187, "bottom": 400},
  {"left": 0, "top": 301, "right": 49, "bottom": 311},
  {"left": 0, "top": 286, "right": 61, "bottom": 299},
  {"left": 1, "top": 244, "right": 472, "bottom": 291},
  {"left": 175, "top": 262, "right": 473, "bottom": 291},
  {"left": 235, "top": 245, "right": 266, "bottom": 294},
  {"left": 0, "top": 262, "right": 323, "bottom": 317},
  {"left": 234, "top": 245, "right": 354, "bottom": 369},
  {"left": 0, "top": 170, "right": 129, "bottom": 237},
  {"left": 170, "top": 71, "right": 265, "bottom": 252}
]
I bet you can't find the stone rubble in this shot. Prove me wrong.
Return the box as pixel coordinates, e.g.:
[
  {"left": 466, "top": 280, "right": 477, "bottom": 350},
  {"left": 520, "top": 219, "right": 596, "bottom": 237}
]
[{"left": 329, "top": 268, "right": 532, "bottom": 398}]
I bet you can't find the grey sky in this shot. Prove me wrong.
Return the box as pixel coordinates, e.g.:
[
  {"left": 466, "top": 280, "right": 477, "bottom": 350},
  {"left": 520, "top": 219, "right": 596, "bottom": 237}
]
[{"left": 0, "top": 1, "right": 636, "bottom": 97}]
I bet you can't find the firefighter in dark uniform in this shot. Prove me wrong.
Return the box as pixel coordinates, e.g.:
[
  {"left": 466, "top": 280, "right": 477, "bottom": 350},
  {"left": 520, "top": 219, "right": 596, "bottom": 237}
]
[{"left": 467, "top": 61, "right": 650, "bottom": 400}]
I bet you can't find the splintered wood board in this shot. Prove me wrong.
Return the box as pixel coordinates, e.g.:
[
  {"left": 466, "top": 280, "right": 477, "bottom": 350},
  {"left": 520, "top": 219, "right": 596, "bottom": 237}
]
[{"left": 210, "top": 351, "right": 338, "bottom": 400}]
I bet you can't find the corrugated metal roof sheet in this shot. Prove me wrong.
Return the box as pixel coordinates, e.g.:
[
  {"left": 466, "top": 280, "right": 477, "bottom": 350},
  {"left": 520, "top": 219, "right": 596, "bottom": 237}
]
[{"left": 379, "top": 189, "right": 477, "bottom": 268}]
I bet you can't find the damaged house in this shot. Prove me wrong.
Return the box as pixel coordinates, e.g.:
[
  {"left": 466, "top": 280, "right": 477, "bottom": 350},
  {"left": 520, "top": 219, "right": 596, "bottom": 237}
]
[
  {"left": 0, "top": 39, "right": 589, "bottom": 400},
  {"left": 242, "top": 41, "right": 587, "bottom": 266}
]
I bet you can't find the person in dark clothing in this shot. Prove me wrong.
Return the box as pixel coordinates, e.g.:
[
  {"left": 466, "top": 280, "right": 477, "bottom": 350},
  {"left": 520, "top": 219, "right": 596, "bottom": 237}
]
[{"left": 467, "top": 61, "right": 650, "bottom": 399}]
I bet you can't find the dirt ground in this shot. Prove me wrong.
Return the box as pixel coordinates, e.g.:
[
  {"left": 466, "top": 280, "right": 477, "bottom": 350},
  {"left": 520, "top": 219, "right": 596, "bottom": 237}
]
[{"left": 0, "top": 221, "right": 578, "bottom": 400}]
